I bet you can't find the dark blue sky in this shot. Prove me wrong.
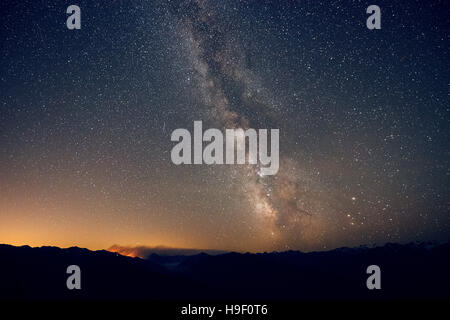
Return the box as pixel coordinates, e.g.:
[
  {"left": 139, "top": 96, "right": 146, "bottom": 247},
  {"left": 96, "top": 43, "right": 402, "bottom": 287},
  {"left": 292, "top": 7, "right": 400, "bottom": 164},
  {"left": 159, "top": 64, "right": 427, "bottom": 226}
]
[{"left": 0, "top": 0, "right": 449, "bottom": 252}]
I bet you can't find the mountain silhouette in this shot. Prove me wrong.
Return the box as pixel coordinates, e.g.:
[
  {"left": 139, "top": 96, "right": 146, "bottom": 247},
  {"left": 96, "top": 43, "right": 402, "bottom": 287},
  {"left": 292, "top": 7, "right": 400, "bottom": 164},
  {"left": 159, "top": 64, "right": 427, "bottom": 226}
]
[{"left": 0, "top": 242, "right": 449, "bottom": 300}]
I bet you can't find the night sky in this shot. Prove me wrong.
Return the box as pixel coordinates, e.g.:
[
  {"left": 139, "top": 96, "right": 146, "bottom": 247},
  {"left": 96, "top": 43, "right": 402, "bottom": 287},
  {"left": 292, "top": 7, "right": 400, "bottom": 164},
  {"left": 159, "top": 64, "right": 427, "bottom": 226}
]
[{"left": 1, "top": 0, "right": 449, "bottom": 252}]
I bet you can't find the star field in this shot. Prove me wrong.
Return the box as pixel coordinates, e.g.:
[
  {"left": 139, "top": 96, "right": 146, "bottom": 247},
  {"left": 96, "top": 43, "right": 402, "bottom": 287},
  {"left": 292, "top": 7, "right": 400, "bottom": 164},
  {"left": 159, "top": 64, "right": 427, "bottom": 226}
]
[{"left": 0, "top": 0, "right": 449, "bottom": 252}]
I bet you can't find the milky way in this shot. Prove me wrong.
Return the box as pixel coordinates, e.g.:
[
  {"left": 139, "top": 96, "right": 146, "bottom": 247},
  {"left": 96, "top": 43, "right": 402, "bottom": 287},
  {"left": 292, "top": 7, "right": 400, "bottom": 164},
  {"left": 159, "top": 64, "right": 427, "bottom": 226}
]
[{"left": 168, "top": 0, "right": 343, "bottom": 249}]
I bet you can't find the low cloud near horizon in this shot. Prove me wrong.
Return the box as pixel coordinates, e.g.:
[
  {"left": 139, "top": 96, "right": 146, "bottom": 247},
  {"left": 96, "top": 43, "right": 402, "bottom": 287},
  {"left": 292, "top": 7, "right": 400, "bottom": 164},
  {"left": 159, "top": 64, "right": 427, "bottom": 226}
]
[{"left": 108, "top": 244, "right": 227, "bottom": 258}]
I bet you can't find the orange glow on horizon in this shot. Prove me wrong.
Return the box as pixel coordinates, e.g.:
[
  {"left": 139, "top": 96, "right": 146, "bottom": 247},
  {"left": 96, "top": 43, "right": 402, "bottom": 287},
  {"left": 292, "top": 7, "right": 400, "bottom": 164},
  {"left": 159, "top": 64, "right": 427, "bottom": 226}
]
[{"left": 108, "top": 245, "right": 140, "bottom": 258}]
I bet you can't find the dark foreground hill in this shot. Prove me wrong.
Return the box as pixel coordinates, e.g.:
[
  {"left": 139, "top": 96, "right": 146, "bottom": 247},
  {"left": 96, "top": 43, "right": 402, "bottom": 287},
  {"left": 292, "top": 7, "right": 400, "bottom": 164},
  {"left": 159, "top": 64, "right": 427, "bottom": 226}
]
[{"left": 0, "top": 242, "right": 449, "bottom": 300}]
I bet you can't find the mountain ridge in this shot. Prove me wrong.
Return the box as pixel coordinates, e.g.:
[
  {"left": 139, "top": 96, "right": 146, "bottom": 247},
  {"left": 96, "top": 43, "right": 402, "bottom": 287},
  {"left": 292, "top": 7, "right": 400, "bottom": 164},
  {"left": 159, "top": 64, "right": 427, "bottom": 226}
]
[{"left": 1, "top": 241, "right": 449, "bottom": 300}]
